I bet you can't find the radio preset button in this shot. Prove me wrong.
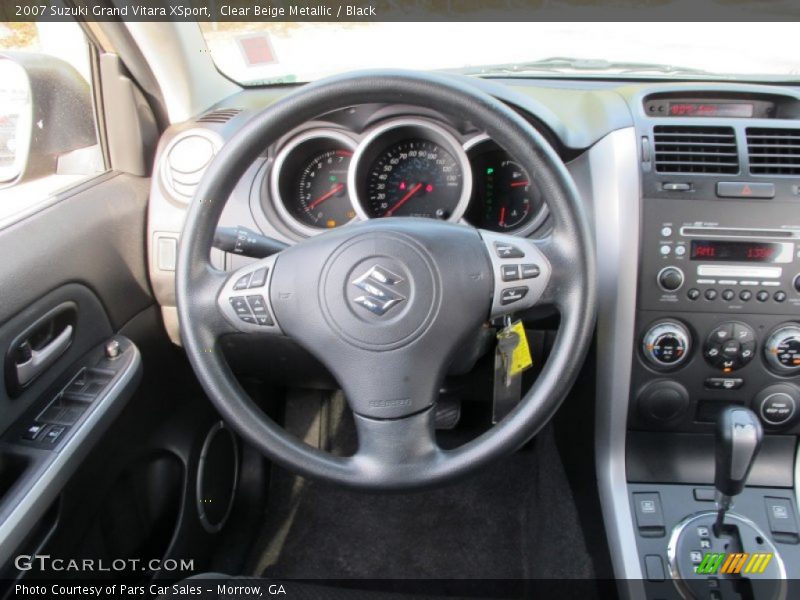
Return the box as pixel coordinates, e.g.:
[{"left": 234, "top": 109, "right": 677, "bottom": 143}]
[
  {"left": 757, "top": 290, "right": 770, "bottom": 302},
  {"left": 774, "top": 291, "right": 787, "bottom": 303},
  {"left": 687, "top": 288, "right": 701, "bottom": 301},
  {"left": 739, "top": 290, "right": 753, "bottom": 302},
  {"left": 722, "top": 289, "right": 735, "bottom": 301},
  {"left": 705, "top": 289, "right": 718, "bottom": 301}
]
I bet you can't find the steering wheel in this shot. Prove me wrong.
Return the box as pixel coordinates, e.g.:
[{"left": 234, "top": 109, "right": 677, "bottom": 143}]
[{"left": 176, "top": 71, "right": 596, "bottom": 490}]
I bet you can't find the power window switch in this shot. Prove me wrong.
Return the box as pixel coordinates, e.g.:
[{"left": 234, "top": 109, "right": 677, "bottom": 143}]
[
  {"left": 44, "top": 425, "right": 66, "bottom": 444},
  {"left": 22, "top": 423, "right": 45, "bottom": 441}
]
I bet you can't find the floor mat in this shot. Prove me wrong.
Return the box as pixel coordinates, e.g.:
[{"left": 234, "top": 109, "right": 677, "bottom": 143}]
[{"left": 248, "top": 416, "right": 595, "bottom": 588}]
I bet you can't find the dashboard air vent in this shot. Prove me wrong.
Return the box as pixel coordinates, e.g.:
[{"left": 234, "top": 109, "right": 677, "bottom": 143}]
[
  {"left": 196, "top": 108, "right": 242, "bottom": 124},
  {"left": 653, "top": 125, "right": 739, "bottom": 174},
  {"left": 161, "top": 131, "right": 220, "bottom": 202},
  {"left": 747, "top": 128, "right": 800, "bottom": 175}
]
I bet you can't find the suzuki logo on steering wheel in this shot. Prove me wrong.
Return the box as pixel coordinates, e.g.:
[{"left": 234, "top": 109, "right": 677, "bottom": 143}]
[{"left": 351, "top": 265, "right": 406, "bottom": 316}]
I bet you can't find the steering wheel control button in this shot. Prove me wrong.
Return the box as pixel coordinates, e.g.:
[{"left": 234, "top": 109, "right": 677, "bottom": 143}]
[
  {"left": 249, "top": 267, "right": 269, "bottom": 288},
  {"left": 245, "top": 296, "right": 274, "bottom": 326},
  {"left": 633, "top": 492, "right": 665, "bottom": 537},
  {"left": 501, "top": 264, "right": 520, "bottom": 281},
  {"left": 500, "top": 286, "right": 529, "bottom": 305},
  {"left": 657, "top": 267, "right": 684, "bottom": 292},
  {"left": 494, "top": 242, "right": 524, "bottom": 259},
  {"left": 642, "top": 321, "right": 691, "bottom": 369},
  {"left": 520, "top": 264, "right": 540, "bottom": 279},
  {"left": 233, "top": 274, "right": 251, "bottom": 290}
]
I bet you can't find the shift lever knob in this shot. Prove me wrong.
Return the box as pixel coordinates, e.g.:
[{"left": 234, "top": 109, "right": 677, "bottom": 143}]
[{"left": 714, "top": 406, "right": 763, "bottom": 499}]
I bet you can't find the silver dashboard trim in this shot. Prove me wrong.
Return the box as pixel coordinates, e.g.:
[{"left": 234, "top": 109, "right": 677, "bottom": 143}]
[
  {"left": 269, "top": 128, "right": 359, "bottom": 237},
  {"left": 591, "top": 127, "right": 646, "bottom": 594},
  {"left": 347, "top": 117, "right": 473, "bottom": 224},
  {"left": 463, "top": 134, "right": 551, "bottom": 236}
]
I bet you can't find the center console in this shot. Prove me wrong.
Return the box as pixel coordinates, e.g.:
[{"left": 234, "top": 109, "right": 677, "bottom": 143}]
[{"left": 596, "top": 86, "right": 800, "bottom": 600}]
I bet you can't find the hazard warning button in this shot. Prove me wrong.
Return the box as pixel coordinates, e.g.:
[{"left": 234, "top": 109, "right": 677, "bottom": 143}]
[{"left": 716, "top": 182, "right": 775, "bottom": 199}]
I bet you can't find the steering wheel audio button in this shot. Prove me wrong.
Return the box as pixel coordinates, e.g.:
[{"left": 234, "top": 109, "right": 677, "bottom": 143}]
[
  {"left": 501, "top": 286, "right": 529, "bottom": 305},
  {"left": 494, "top": 242, "right": 524, "bottom": 259}
]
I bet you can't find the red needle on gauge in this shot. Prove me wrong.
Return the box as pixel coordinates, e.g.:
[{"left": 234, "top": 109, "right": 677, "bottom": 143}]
[
  {"left": 510, "top": 180, "right": 529, "bottom": 188},
  {"left": 307, "top": 183, "right": 344, "bottom": 210},
  {"left": 386, "top": 182, "right": 423, "bottom": 216},
  {"left": 499, "top": 206, "right": 507, "bottom": 227}
]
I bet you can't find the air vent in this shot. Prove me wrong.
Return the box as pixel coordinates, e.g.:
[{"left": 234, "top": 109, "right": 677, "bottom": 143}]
[
  {"left": 653, "top": 125, "right": 739, "bottom": 174},
  {"left": 160, "top": 131, "right": 220, "bottom": 202},
  {"left": 196, "top": 108, "right": 242, "bottom": 124},
  {"left": 747, "top": 128, "right": 800, "bottom": 176}
]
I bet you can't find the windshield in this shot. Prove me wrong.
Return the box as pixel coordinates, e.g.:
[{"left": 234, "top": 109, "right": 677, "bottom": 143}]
[{"left": 200, "top": 22, "right": 800, "bottom": 85}]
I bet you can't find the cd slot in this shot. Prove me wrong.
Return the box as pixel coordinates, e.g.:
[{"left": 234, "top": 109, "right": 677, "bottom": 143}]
[
  {"left": 697, "top": 265, "right": 783, "bottom": 279},
  {"left": 680, "top": 227, "right": 798, "bottom": 239}
]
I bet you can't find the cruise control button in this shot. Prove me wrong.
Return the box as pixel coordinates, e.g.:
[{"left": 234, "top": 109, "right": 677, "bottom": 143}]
[
  {"left": 500, "top": 286, "right": 529, "bottom": 305},
  {"left": 501, "top": 264, "right": 520, "bottom": 281},
  {"left": 233, "top": 274, "right": 251, "bottom": 290},
  {"left": 240, "top": 315, "right": 256, "bottom": 324},
  {"left": 249, "top": 267, "right": 269, "bottom": 288},
  {"left": 520, "top": 264, "right": 540, "bottom": 279},
  {"left": 256, "top": 315, "right": 274, "bottom": 326},
  {"left": 494, "top": 242, "right": 524, "bottom": 259}
]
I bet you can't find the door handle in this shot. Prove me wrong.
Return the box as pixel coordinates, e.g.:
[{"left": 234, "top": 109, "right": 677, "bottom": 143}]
[{"left": 15, "top": 325, "right": 73, "bottom": 387}]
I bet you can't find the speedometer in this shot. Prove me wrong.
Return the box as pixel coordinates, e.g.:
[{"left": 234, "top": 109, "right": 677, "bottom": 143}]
[
  {"left": 350, "top": 119, "right": 472, "bottom": 223},
  {"left": 365, "top": 140, "right": 462, "bottom": 218}
]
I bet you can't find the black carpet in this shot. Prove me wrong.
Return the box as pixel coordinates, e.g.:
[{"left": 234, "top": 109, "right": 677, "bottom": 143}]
[{"left": 247, "top": 413, "right": 595, "bottom": 594}]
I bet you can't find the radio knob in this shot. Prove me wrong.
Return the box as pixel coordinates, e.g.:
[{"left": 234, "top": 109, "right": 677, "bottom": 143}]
[
  {"left": 794, "top": 274, "right": 800, "bottom": 294},
  {"left": 642, "top": 320, "right": 691, "bottom": 368},
  {"left": 657, "top": 267, "right": 684, "bottom": 292},
  {"left": 764, "top": 324, "right": 800, "bottom": 374}
]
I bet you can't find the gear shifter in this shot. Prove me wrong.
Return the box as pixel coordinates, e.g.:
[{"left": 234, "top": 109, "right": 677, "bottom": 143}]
[{"left": 713, "top": 406, "right": 763, "bottom": 536}]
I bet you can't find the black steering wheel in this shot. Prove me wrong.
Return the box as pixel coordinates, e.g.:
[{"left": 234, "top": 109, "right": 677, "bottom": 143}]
[{"left": 176, "top": 71, "right": 596, "bottom": 490}]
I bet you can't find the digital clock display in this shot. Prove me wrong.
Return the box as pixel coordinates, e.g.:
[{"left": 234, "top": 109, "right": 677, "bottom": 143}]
[
  {"left": 668, "top": 102, "right": 755, "bottom": 118},
  {"left": 690, "top": 240, "right": 792, "bottom": 263}
]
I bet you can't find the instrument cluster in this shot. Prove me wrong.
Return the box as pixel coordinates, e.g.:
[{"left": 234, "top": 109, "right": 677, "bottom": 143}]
[{"left": 268, "top": 117, "right": 549, "bottom": 237}]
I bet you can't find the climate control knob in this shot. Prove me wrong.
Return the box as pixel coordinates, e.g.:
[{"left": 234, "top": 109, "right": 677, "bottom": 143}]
[
  {"left": 764, "top": 324, "right": 800, "bottom": 374},
  {"left": 657, "top": 267, "right": 684, "bottom": 292},
  {"left": 642, "top": 320, "right": 691, "bottom": 368}
]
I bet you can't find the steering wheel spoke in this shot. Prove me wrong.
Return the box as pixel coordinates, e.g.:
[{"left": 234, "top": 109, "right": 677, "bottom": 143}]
[
  {"left": 478, "top": 230, "right": 554, "bottom": 319},
  {"left": 351, "top": 408, "right": 443, "bottom": 477},
  {"left": 215, "top": 254, "right": 284, "bottom": 336}
]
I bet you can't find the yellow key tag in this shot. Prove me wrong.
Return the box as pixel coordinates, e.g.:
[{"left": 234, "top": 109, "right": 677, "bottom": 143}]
[{"left": 497, "top": 320, "right": 533, "bottom": 377}]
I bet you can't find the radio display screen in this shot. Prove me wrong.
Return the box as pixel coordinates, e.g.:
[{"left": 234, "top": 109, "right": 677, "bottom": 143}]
[
  {"left": 690, "top": 240, "right": 792, "bottom": 263},
  {"left": 668, "top": 102, "right": 755, "bottom": 118}
]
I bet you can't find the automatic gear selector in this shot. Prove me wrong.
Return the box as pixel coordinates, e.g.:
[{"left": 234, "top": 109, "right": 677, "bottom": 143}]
[{"left": 667, "top": 407, "right": 786, "bottom": 599}]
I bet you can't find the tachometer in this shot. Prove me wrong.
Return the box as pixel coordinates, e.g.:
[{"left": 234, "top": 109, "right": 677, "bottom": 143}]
[
  {"left": 350, "top": 119, "right": 471, "bottom": 222},
  {"left": 271, "top": 130, "right": 357, "bottom": 235}
]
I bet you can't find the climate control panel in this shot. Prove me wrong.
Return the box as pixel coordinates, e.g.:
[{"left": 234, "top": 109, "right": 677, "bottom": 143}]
[{"left": 633, "top": 313, "right": 800, "bottom": 434}]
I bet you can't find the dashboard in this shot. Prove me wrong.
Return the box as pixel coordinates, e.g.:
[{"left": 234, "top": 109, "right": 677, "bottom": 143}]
[{"left": 147, "top": 75, "right": 800, "bottom": 595}]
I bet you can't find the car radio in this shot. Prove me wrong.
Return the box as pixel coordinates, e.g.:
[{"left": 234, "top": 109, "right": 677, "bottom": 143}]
[{"left": 639, "top": 200, "right": 800, "bottom": 315}]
